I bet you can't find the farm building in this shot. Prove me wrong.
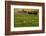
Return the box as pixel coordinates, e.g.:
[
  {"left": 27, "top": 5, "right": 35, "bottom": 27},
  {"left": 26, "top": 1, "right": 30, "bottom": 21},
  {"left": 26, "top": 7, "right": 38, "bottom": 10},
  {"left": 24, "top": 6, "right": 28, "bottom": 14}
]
[{"left": 14, "top": 8, "right": 39, "bottom": 14}]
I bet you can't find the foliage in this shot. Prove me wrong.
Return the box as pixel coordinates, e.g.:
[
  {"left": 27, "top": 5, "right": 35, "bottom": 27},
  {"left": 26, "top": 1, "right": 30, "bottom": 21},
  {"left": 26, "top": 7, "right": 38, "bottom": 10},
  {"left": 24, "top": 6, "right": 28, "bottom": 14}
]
[{"left": 14, "top": 12, "right": 39, "bottom": 27}]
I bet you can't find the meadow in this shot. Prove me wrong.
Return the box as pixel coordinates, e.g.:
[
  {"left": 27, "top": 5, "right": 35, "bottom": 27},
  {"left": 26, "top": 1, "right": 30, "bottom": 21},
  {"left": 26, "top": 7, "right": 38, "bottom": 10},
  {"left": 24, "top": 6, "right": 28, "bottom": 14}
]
[{"left": 14, "top": 12, "right": 39, "bottom": 27}]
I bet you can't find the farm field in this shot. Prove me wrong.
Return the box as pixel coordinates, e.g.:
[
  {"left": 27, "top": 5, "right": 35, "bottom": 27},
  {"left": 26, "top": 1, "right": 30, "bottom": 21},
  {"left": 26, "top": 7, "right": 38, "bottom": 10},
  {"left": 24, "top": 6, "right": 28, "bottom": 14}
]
[{"left": 14, "top": 13, "right": 39, "bottom": 27}]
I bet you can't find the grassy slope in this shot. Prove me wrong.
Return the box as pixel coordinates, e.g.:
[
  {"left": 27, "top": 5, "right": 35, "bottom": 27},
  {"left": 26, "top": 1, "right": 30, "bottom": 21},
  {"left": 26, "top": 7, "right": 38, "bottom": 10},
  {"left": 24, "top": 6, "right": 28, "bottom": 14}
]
[{"left": 14, "top": 13, "right": 39, "bottom": 27}]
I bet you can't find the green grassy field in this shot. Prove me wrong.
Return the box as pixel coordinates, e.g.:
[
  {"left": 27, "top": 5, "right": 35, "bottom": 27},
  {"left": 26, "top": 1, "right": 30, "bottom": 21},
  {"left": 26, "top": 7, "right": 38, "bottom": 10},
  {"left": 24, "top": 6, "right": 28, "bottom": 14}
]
[{"left": 14, "top": 13, "right": 39, "bottom": 27}]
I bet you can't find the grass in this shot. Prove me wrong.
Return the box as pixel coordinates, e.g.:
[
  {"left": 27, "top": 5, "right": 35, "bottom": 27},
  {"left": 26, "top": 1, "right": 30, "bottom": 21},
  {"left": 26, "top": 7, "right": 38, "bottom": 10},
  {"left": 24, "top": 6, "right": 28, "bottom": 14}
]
[{"left": 14, "top": 12, "right": 39, "bottom": 27}]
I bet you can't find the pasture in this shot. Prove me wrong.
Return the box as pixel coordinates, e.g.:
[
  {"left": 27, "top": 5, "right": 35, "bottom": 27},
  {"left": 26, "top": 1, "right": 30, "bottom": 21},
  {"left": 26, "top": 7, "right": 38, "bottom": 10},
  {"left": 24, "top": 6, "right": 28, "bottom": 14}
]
[{"left": 14, "top": 12, "right": 39, "bottom": 27}]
